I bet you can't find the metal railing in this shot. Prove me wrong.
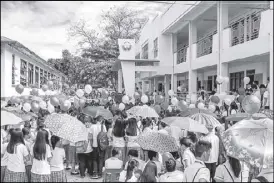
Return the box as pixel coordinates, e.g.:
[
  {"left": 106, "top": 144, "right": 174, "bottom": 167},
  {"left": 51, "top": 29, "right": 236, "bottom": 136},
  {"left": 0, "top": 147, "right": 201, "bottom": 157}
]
[
  {"left": 230, "top": 11, "right": 261, "bottom": 46},
  {"left": 196, "top": 30, "right": 217, "bottom": 58},
  {"left": 176, "top": 45, "right": 188, "bottom": 64}
]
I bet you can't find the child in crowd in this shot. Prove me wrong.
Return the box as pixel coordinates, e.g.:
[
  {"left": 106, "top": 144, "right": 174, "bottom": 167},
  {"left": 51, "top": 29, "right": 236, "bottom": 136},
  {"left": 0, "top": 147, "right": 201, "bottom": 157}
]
[{"left": 50, "top": 135, "right": 67, "bottom": 182}]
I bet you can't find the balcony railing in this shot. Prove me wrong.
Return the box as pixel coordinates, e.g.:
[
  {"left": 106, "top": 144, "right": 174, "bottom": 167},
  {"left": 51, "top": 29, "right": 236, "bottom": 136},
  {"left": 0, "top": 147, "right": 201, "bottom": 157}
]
[
  {"left": 177, "top": 45, "right": 188, "bottom": 64},
  {"left": 196, "top": 30, "right": 217, "bottom": 58},
  {"left": 230, "top": 11, "right": 261, "bottom": 47}
]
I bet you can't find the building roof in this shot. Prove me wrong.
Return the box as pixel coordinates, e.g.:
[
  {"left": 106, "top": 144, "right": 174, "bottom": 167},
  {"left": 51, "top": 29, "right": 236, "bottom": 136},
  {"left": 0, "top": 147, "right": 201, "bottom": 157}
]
[{"left": 1, "top": 36, "right": 66, "bottom": 77}]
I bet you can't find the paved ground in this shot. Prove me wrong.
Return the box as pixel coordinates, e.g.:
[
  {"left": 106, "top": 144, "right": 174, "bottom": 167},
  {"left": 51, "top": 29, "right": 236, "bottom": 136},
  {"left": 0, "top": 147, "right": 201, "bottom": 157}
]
[{"left": 65, "top": 169, "right": 103, "bottom": 182}]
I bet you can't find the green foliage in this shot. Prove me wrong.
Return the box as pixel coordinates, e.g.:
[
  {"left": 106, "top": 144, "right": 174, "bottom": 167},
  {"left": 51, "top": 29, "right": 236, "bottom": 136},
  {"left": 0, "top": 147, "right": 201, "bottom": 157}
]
[{"left": 48, "top": 5, "right": 147, "bottom": 90}]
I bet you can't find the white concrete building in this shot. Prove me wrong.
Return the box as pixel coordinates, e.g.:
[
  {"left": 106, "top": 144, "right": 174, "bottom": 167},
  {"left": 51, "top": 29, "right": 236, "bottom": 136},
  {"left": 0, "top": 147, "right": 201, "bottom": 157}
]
[
  {"left": 132, "top": 1, "right": 273, "bottom": 109},
  {"left": 1, "top": 36, "right": 66, "bottom": 99}
]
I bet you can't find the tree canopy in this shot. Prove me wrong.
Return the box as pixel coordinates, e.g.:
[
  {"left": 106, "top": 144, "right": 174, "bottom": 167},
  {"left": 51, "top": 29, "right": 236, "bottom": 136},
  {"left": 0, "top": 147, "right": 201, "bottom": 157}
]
[{"left": 48, "top": 5, "right": 148, "bottom": 90}]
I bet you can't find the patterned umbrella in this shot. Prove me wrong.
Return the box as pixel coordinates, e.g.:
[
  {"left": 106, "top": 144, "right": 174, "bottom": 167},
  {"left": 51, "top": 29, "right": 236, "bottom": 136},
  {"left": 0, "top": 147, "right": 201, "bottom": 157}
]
[
  {"left": 126, "top": 105, "right": 159, "bottom": 118},
  {"left": 190, "top": 113, "right": 221, "bottom": 128},
  {"left": 221, "top": 118, "right": 273, "bottom": 169},
  {"left": 135, "top": 131, "right": 178, "bottom": 153},
  {"left": 95, "top": 108, "right": 113, "bottom": 120},
  {"left": 162, "top": 117, "right": 209, "bottom": 134},
  {"left": 1, "top": 110, "right": 24, "bottom": 126},
  {"left": 226, "top": 113, "right": 267, "bottom": 122},
  {"left": 82, "top": 106, "right": 104, "bottom": 117},
  {"left": 44, "top": 113, "right": 88, "bottom": 143},
  {"left": 180, "top": 108, "right": 218, "bottom": 119}
]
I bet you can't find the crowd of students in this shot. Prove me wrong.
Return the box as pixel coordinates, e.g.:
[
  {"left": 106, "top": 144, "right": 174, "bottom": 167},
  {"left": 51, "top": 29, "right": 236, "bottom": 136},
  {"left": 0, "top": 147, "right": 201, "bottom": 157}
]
[{"left": 1, "top": 105, "right": 272, "bottom": 182}]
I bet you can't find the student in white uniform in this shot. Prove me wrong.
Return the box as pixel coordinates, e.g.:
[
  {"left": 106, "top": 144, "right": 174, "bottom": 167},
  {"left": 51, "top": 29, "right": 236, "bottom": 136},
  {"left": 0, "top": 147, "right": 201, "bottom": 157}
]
[
  {"left": 3, "top": 128, "right": 30, "bottom": 182},
  {"left": 30, "top": 130, "right": 52, "bottom": 182},
  {"left": 183, "top": 140, "right": 211, "bottom": 182},
  {"left": 214, "top": 156, "right": 242, "bottom": 182},
  {"left": 50, "top": 135, "right": 67, "bottom": 182}
]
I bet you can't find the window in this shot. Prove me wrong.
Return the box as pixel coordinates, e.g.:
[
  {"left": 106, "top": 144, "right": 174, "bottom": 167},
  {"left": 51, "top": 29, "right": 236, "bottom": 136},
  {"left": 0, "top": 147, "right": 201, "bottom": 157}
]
[
  {"left": 231, "top": 12, "right": 261, "bottom": 46},
  {"left": 12, "top": 54, "right": 15, "bottom": 85},
  {"left": 20, "top": 59, "right": 27, "bottom": 86},
  {"left": 135, "top": 53, "right": 140, "bottom": 59},
  {"left": 246, "top": 69, "right": 255, "bottom": 85},
  {"left": 207, "top": 76, "right": 213, "bottom": 91},
  {"left": 230, "top": 71, "right": 244, "bottom": 90},
  {"left": 141, "top": 43, "right": 148, "bottom": 59},
  {"left": 48, "top": 72, "right": 51, "bottom": 80},
  {"left": 177, "top": 45, "right": 188, "bottom": 64},
  {"left": 28, "top": 63, "right": 34, "bottom": 85},
  {"left": 35, "top": 67, "right": 39, "bottom": 86},
  {"left": 40, "top": 69, "right": 44, "bottom": 87},
  {"left": 213, "top": 75, "right": 217, "bottom": 89},
  {"left": 158, "top": 83, "right": 163, "bottom": 92},
  {"left": 153, "top": 38, "right": 158, "bottom": 58}
]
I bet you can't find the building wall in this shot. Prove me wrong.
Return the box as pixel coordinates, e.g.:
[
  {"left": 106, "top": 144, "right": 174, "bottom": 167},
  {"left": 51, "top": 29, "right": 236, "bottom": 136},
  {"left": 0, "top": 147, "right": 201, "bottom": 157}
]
[{"left": 1, "top": 44, "right": 64, "bottom": 98}]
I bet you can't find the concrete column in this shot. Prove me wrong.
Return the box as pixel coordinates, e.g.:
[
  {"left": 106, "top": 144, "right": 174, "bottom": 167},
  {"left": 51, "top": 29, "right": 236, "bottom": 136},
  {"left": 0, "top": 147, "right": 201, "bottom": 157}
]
[
  {"left": 269, "top": 33, "right": 273, "bottom": 110},
  {"left": 164, "top": 75, "right": 169, "bottom": 101},
  {"left": 174, "top": 74, "right": 178, "bottom": 92},
  {"left": 189, "top": 70, "right": 198, "bottom": 95},
  {"left": 217, "top": 2, "right": 228, "bottom": 94},
  {"left": 153, "top": 77, "right": 156, "bottom": 92},
  {"left": 188, "top": 21, "right": 198, "bottom": 100},
  {"left": 221, "top": 63, "right": 229, "bottom": 93},
  {"left": 118, "top": 69, "right": 123, "bottom": 93}
]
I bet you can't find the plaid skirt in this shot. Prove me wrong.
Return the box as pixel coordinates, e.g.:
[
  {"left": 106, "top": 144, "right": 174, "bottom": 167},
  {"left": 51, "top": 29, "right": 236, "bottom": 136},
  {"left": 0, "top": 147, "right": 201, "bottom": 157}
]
[
  {"left": 3, "top": 169, "right": 28, "bottom": 182},
  {"left": 1, "top": 166, "right": 6, "bottom": 182},
  {"left": 31, "top": 173, "right": 51, "bottom": 182},
  {"left": 51, "top": 170, "right": 67, "bottom": 182}
]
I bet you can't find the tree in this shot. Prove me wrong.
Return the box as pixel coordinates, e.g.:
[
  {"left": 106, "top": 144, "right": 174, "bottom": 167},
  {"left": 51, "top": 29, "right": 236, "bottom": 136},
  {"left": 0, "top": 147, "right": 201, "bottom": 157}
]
[
  {"left": 49, "top": 5, "right": 147, "bottom": 90},
  {"left": 68, "top": 5, "right": 147, "bottom": 61}
]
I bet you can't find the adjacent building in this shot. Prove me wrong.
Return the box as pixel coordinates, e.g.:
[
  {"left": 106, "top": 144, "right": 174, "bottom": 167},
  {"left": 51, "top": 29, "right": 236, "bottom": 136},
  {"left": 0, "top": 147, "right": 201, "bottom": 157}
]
[
  {"left": 1, "top": 36, "right": 66, "bottom": 99},
  {"left": 133, "top": 1, "right": 273, "bottom": 109}
]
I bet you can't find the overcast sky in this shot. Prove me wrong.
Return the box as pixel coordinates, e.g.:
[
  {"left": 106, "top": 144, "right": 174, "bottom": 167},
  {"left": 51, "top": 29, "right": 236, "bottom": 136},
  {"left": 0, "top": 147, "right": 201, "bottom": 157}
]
[{"left": 1, "top": 1, "right": 167, "bottom": 60}]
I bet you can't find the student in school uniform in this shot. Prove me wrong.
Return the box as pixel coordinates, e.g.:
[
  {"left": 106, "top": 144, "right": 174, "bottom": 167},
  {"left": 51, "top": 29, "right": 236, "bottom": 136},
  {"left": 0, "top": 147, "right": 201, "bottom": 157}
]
[
  {"left": 183, "top": 140, "right": 211, "bottom": 182},
  {"left": 3, "top": 128, "right": 30, "bottom": 182},
  {"left": 30, "top": 129, "right": 52, "bottom": 182},
  {"left": 214, "top": 156, "right": 243, "bottom": 182},
  {"left": 50, "top": 135, "right": 67, "bottom": 182},
  {"left": 22, "top": 128, "right": 33, "bottom": 182},
  {"left": 1, "top": 128, "right": 13, "bottom": 182}
]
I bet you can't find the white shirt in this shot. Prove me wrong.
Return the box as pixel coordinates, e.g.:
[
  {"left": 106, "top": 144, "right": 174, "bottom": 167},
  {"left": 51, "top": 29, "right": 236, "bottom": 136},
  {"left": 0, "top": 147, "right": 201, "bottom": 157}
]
[
  {"left": 170, "top": 126, "right": 183, "bottom": 147},
  {"left": 6, "top": 144, "right": 29, "bottom": 172},
  {"left": 1, "top": 143, "right": 8, "bottom": 166},
  {"left": 183, "top": 159, "right": 210, "bottom": 182},
  {"left": 263, "top": 91, "right": 269, "bottom": 106},
  {"left": 24, "top": 140, "right": 33, "bottom": 166},
  {"left": 50, "top": 147, "right": 65, "bottom": 172},
  {"left": 215, "top": 160, "right": 241, "bottom": 182},
  {"left": 126, "top": 136, "right": 140, "bottom": 148},
  {"left": 201, "top": 132, "right": 219, "bottom": 163},
  {"left": 105, "top": 157, "right": 123, "bottom": 169},
  {"left": 253, "top": 91, "right": 261, "bottom": 101},
  {"left": 159, "top": 170, "right": 184, "bottom": 182},
  {"left": 90, "top": 123, "right": 107, "bottom": 147},
  {"left": 31, "top": 144, "right": 52, "bottom": 175},
  {"left": 119, "top": 170, "right": 138, "bottom": 182},
  {"left": 112, "top": 136, "right": 125, "bottom": 148},
  {"left": 182, "top": 148, "right": 196, "bottom": 168}
]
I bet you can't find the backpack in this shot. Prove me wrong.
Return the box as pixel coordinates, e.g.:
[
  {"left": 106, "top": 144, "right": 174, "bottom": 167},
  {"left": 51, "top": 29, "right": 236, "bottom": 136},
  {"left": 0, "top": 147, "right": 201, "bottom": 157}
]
[
  {"left": 97, "top": 122, "right": 109, "bottom": 151},
  {"left": 75, "top": 140, "right": 88, "bottom": 153}
]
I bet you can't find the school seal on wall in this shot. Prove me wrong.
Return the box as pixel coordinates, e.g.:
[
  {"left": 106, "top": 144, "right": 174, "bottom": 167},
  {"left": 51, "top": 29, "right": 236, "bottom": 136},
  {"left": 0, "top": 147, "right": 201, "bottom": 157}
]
[{"left": 122, "top": 41, "right": 132, "bottom": 51}]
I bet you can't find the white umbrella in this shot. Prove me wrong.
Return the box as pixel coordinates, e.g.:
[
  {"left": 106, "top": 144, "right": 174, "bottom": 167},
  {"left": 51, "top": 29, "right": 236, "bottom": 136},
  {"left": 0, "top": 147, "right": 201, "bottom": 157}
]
[{"left": 1, "top": 110, "right": 24, "bottom": 126}]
